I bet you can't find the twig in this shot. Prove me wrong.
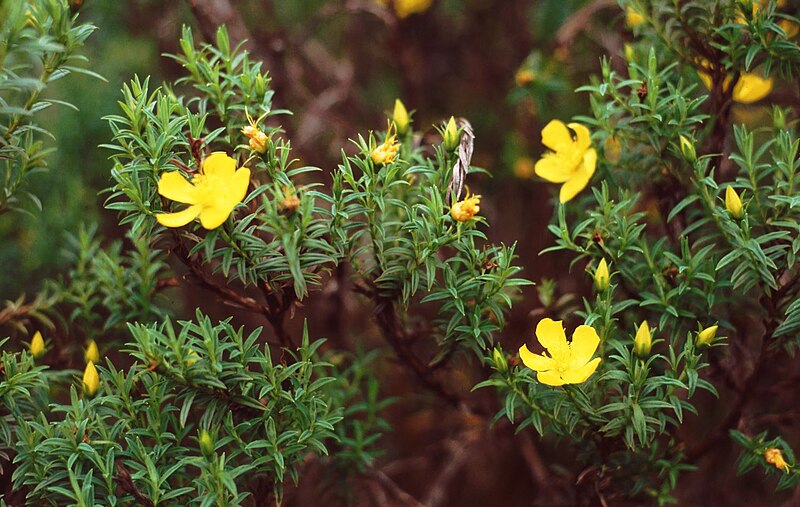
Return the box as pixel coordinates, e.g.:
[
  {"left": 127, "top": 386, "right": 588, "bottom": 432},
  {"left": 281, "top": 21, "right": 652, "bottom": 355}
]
[
  {"left": 423, "top": 431, "right": 480, "bottom": 507},
  {"left": 115, "top": 463, "right": 155, "bottom": 507},
  {"left": 365, "top": 467, "right": 425, "bottom": 507}
]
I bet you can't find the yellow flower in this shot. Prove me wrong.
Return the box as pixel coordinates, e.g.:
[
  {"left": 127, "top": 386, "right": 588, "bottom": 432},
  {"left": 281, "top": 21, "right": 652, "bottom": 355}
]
[
  {"left": 187, "top": 350, "right": 200, "bottom": 366},
  {"left": 732, "top": 73, "right": 773, "bottom": 104},
  {"left": 371, "top": 129, "right": 400, "bottom": 165},
  {"left": 85, "top": 340, "right": 99, "bottom": 364},
  {"left": 697, "top": 67, "right": 773, "bottom": 104},
  {"left": 765, "top": 448, "right": 791, "bottom": 473},
  {"left": 634, "top": 321, "right": 652, "bottom": 357},
  {"left": 779, "top": 19, "right": 799, "bottom": 39},
  {"left": 83, "top": 361, "right": 100, "bottom": 396},
  {"left": 442, "top": 116, "right": 459, "bottom": 151},
  {"left": 30, "top": 331, "right": 45, "bottom": 359},
  {"left": 375, "top": 0, "right": 433, "bottom": 18},
  {"left": 518, "top": 318, "right": 602, "bottom": 386},
  {"left": 513, "top": 157, "right": 535, "bottom": 179},
  {"left": 393, "top": 99, "right": 410, "bottom": 135},
  {"left": 626, "top": 7, "right": 645, "bottom": 28},
  {"left": 594, "top": 258, "right": 610, "bottom": 291},
  {"left": 156, "top": 152, "right": 251, "bottom": 230},
  {"left": 450, "top": 192, "right": 481, "bottom": 222},
  {"left": 725, "top": 186, "right": 743, "bottom": 219},
  {"left": 696, "top": 325, "right": 718, "bottom": 347},
  {"left": 534, "top": 120, "right": 597, "bottom": 203}
]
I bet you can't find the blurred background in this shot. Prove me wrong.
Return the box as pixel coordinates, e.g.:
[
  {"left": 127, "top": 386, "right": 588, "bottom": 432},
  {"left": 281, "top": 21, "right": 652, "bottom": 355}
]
[{"left": 6, "top": 1, "right": 773, "bottom": 505}]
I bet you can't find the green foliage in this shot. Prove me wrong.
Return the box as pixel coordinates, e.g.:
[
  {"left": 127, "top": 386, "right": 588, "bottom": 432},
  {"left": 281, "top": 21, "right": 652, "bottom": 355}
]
[
  {"left": 0, "top": 0, "right": 98, "bottom": 215},
  {"left": 487, "top": 0, "right": 800, "bottom": 503},
  {"left": 10, "top": 312, "right": 341, "bottom": 505}
]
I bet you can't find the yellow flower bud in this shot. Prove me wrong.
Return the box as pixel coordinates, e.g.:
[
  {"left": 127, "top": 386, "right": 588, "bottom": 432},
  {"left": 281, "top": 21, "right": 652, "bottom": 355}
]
[
  {"left": 492, "top": 347, "right": 508, "bottom": 373},
  {"left": 392, "top": 99, "right": 410, "bottom": 135},
  {"left": 199, "top": 430, "right": 215, "bottom": 458},
  {"left": 82, "top": 361, "right": 100, "bottom": 396},
  {"left": 626, "top": 7, "right": 645, "bottom": 29},
  {"left": 187, "top": 351, "right": 200, "bottom": 366},
  {"left": 679, "top": 135, "right": 696, "bottom": 162},
  {"left": 634, "top": 321, "right": 652, "bottom": 357},
  {"left": 85, "top": 340, "right": 99, "bottom": 364},
  {"left": 725, "top": 186, "right": 743, "bottom": 219},
  {"left": 255, "top": 73, "right": 267, "bottom": 96},
  {"left": 594, "top": 258, "right": 610, "bottom": 291},
  {"left": 623, "top": 43, "right": 635, "bottom": 62},
  {"left": 442, "top": 116, "right": 459, "bottom": 151},
  {"left": 515, "top": 69, "right": 535, "bottom": 87},
  {"left": 696, "top": 325, "right": 718, "bottom": 348},
  {"left": 604, "top": 136, "right": 622, "bottom": 164},
  {"left": 30, "top": 331, "right": 45, "bottom": 359},
  {"left": 513, "top": 157, "right": 535, "bottom": 179},
  {"left": 279, "top": 186, "right": 301, "bottom": 213}
]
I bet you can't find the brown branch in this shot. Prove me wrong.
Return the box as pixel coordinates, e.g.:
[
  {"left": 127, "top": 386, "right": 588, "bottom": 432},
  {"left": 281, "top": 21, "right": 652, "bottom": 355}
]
[
  {"left": 169, "top": 231, "right": 291, "bottom": 347},
  {"left": 554, "top": 0, "right": 618, "bottom": 51},
  {"left": 115, "top": 463, "right": 155, "bottom": 507},
  {"left": 364, "top": 467, "right": 425, "bottom": 507},
  {"left": 687, "top": 280, "right": 790, "bottom": 461},
  {"left": 0, "top": 301, "right": 37, "bottom": 328},
  {"left": 186, "top": 0, "right": 256, "bottom": 53},
  {"left": 372, "top": 291, "right": 461, "bottom": 406}
]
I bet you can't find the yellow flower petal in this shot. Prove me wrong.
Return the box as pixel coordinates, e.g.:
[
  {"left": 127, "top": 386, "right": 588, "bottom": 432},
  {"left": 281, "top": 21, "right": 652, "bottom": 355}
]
[
  {"left": 535, "top": 318, "right": 569, "bottom": 358},
  {"left": 568, "top": 325, "right": 600, "bottom": 367},
  {"left": 203, "top": 151, "right": 238, "bottom": 178},
  {"left": 156, "top": 205, "right": 202, "bottom": 228},
  {"left": 567, "top": 122, "right": 591, "bottom": 151},
  {"left": 519, "top": 344, "right": 556, "bottom": 372},
  {"left": 537, "top": 370, "right": 567, "bottom": 386},
  {"left": 158, "top": 171, "right": 198, "bottom": 204},
  {"left": 541, "top": 120, "right": 573, "bottom": 152},
  {"left": 558, "top": 149, "right": 596, "bottom": 203},
  {"left": 199, "top": 205, "right": 234, "bottom": 230},
  {"left": 535, "top": 152, "right": 575, "bottom": 183},
  {"left": 732, "top": 73, "right": 772, "bottom": 104},
  {"left": 561, "top": 357, "right": 601, "bottom": 384}
]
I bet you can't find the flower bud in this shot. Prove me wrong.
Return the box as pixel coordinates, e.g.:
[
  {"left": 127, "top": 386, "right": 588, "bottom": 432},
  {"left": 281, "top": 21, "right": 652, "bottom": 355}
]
[
  {"left": 725, "top": 186, "right": 743, "bottom": 219},
  {"left": 255, "top": 73, "right": 267, "bottom": 97},
  {"left": 594, "top": 258, "right": 610, "bottom": 292},
  {"left": 679, "top": 135, "right": 696, "bottom": 162},
  {"left": 85, "top": 340, "right": 100, "bottom": 364},
  {"left": 82, "top": 361, "right": 100, "bottom": 396},
  {"left": 199, "top": 430, "right": 215, "bottom": 458},
  {"left": 392, "top": 99, "right": 410, "bottom": 135},
  {"left": 442, "top": 116, "right": 459, "bottom": 151},
  {"left": 30, "top": 331, "right": 45, "bottom": 359},
  {"left": 515, "top": 69, "right": 535, "bottom": 87},
  {"left": 696, "top": 325, "right": 718, "bottom": 348},
  {"left": 604, "top": 136, "right": 622, "bottom": 164},
  {"left": 492, "top": 347, "right": 508, "bottom": 373},
  {"left": 634, "top": 321, "right": 652, "bottom": 357}
]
